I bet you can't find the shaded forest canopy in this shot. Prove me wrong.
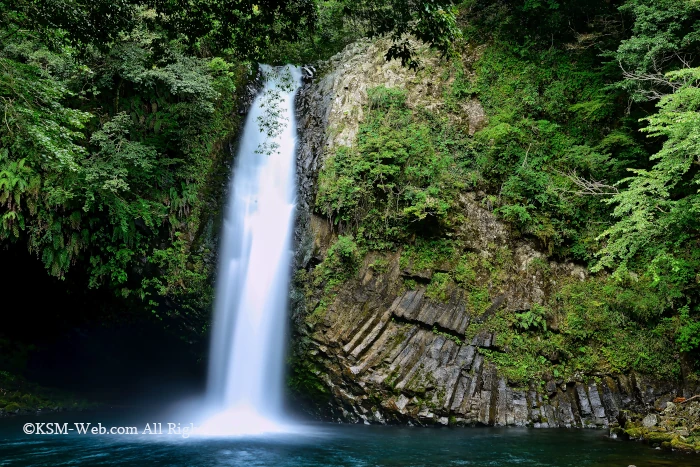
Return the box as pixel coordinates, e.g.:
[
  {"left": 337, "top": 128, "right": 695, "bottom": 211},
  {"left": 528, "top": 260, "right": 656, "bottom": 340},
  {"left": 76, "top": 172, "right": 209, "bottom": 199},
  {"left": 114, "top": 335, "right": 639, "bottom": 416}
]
[{"left": 0, "top": 0, "right": 699, "bottom": 383}]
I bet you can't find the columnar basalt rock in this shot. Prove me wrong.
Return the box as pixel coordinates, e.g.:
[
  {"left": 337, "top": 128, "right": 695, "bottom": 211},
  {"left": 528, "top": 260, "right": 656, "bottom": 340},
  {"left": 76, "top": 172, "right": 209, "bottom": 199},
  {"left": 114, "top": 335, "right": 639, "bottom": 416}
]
[{"left": 291, "top": 226, "right": 686, "bottom": 427}]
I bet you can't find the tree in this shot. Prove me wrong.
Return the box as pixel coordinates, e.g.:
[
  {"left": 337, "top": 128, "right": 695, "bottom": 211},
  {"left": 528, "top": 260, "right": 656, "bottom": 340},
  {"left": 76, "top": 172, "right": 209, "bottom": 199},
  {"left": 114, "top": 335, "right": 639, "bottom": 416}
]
[
  {"left": 615, "top": 0, "right": 700, "bottom": 103},
  {"left": 595, "top": 67, "right": 700, "bottom": 292},
  {"left": 147, "top": 0, "right": 318, "bottom": 59},
  {"left": 341, "top": 0, "right": 459, "bottom": 69},
  {"left": 1, "top": 0, "right": 139, "bottom": 50}
]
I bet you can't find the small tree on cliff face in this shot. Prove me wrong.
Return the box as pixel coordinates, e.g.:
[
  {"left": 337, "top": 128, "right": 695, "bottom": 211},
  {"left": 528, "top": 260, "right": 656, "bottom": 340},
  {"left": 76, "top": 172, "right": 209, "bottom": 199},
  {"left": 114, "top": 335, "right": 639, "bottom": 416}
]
[
  {"left": 324, "top": 235, "right": 361, "bottom": 279},
  {"left": 339, "top": 0, "right": 460, "bottom": 69}
]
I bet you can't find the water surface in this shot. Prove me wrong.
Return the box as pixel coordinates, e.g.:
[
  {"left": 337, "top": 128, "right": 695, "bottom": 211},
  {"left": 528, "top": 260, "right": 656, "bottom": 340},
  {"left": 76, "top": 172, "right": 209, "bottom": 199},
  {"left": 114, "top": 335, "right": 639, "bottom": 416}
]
[{"left": 1, "top": 412, "right": 697, "bottom": 466}]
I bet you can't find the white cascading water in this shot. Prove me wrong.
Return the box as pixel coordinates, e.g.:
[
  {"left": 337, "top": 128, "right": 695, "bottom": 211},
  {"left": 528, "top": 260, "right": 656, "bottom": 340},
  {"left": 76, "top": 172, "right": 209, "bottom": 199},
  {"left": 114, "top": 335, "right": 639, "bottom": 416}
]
[{"left": 200, "top": 65, "right": 302, "bottom": 435}]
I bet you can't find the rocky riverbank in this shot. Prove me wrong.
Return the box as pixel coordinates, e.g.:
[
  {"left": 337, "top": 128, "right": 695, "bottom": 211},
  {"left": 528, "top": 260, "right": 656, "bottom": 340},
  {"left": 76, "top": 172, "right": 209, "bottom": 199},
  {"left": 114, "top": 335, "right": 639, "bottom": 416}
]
[{"left": 613, "top": 399, "right": 700, "bottom": 453}]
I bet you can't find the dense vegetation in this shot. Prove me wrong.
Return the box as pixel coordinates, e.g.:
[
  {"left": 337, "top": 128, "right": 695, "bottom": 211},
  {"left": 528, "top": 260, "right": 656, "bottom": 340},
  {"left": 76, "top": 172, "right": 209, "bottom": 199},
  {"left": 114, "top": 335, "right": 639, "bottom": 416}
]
[
  {"left": 312, "top": 0, "right": 700, "bottom": 382},
  {"left": 1, "top": 2, "right": 255, "bottom": 334}
]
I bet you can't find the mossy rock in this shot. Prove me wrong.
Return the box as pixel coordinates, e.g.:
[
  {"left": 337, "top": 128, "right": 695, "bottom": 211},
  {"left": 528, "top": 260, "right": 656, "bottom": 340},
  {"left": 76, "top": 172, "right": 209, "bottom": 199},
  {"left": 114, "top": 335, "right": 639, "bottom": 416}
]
[
  {"left": 624, "top": 419, "right": 641, "bottom": 430},
  {"left": 624, "top": 427, "right": 645, "bottom": 439},
  {"left": 4, "top": 402, "right": 21, "bottom": 413},
  {"left": 645, "top": 431, "right": 675, "bottom": 444},
  {"left": 670, "top": 438, "right": 697, "bottom": 453},
  {"left": 610, "top": 426, "right": 625, "bottom": 437}
]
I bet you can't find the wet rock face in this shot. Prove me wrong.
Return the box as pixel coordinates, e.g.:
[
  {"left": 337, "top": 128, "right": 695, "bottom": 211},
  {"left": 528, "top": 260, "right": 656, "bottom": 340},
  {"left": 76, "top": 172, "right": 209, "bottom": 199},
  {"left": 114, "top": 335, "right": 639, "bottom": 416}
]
[
  {"left": 290, "top": 40, "right": 694, "bottom": 428},
  {"left": 238, "top": 66, "right": 265, "bottom": 115}
]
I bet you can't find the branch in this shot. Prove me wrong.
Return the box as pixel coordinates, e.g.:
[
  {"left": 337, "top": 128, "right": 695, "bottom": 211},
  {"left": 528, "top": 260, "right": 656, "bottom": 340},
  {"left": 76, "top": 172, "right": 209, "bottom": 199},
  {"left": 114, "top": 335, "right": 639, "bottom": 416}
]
[
  {"left": 618, "top": 52, "right": 696, "bottom": 101},
  {"left": 680, "top": 394, "right": 699, "bottom": 404},
  {"left": 556, "top": 169, "right": 619, "bottom": 196}
]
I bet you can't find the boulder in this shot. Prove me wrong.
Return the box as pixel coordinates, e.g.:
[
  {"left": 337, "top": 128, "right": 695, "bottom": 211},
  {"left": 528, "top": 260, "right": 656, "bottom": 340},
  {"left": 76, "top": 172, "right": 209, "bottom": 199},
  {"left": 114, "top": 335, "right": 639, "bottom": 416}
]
[{"left": 642, "top": 414, "right": 658, "bottom": 428}]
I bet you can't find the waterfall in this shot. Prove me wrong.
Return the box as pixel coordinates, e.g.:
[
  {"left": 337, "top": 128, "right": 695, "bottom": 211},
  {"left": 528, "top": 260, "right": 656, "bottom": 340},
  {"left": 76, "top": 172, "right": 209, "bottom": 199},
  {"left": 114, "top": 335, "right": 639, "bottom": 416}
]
[{"left": 201, "top": 64, "right": 302, "bottom": 435}]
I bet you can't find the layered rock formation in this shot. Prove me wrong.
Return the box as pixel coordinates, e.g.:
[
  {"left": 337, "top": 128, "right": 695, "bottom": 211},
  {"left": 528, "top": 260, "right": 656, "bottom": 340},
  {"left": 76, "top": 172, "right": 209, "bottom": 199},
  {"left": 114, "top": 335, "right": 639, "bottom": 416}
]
[
  {"left": 293, "top": 214, "right": 684, "bottom": 428},
  {"left": 291, "top": 39, "right": 698, "bottom": 428}
]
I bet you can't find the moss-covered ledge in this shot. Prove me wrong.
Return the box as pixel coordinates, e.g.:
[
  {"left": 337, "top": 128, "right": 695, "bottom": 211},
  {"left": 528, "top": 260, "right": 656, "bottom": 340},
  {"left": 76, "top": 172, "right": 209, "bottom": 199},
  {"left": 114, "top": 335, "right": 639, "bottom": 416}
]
[
  {"left": 0, "top": 372, "right": 95, "bottom": 417},
  {"left": 612, "top": 400, "right": 700, "bottom": 453}
]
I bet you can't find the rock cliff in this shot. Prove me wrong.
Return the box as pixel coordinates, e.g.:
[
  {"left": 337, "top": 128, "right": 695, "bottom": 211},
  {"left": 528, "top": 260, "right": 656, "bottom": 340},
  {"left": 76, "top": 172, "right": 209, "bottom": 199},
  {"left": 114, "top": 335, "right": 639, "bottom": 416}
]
[{"left": 290, "top": 39, "right": 699, "bottom": 429}]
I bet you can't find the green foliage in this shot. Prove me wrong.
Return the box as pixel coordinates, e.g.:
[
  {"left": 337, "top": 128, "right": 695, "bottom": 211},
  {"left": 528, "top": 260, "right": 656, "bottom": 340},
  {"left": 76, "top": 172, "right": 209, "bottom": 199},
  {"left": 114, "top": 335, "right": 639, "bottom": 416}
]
[
  {"left": 515, "top": 304, "right": 547, "bottom": 332},
  {"left": 263, "top": 0, "right": 363, "bottom": 64},
  {"left": 466, "top": 286, "right": 491, "bottom": 316},
  {"left": 470, "top": 43, "right": 634, "bottom": 258},
  {"left": 425, "top": 272, "right": 451, "bottom": 302},
  {"left": 2, "top": 0, "right": 318, "bottom": 60},
  {"left": 478, "top": 346, "right": 550, "bottom": 387},
  {"left": 458, "top": 0, "right": 700, "bottom": 379},
  {"left": 324, "top": 235, "right": 361, "bottom": 279},
  {"left": 316, "top": 86, "right": 467, "bottom": 249},
  {"left": 453, "top": 249, "right": 512, "bottom": 292},
  {"left": 400, "top": 238, "right": 456, "bottom": 271},
  {"left": 471, "top": 274, "right": 681, "bottom": 384},
  {"left": 555, "top": 276, "right": 679, "bottom": 377},
  {"left": 1, "top": 0, "right": 139, "bottom": 51},
  {"left": 614, "top": 0, "right": 700, "bottom": 102},
  {"left": 0, "top": 8, "right": 246, "bottom": 329},
  {"left": 676, "top": 306, "right": 700, "bottom": 353},
  {"left": 453, "top": 254, "right": 478, "bottom": 286},
  {"left": 150, "top": 1, "right": 320, "bottom": 62},
  {"left": 463, "top": 0, "right": 621, "bottom": 53},
  {"left": 140, "top": 235, "right": 212, "bottom": 319},
  {"left": 301, "top": 235, "right": 361, "bottom": 320},
  {"left": 595, "top": 68, "right": 700, "bottom": 310},
  {"left": 368, "top": 256, "right": 389, "bottom": 273}
]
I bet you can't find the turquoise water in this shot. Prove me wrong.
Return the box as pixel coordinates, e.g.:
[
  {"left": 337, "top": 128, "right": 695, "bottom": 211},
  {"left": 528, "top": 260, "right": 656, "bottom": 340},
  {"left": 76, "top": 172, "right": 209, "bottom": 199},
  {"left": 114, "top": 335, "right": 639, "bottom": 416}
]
[{"left": 0, "top": 412, "right": 697, "bottom": 466}]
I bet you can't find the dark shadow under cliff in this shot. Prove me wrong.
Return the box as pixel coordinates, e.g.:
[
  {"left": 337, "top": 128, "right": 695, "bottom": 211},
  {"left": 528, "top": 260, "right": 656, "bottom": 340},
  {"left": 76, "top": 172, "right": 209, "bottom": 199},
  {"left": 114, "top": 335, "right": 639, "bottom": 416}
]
[{"left": 0, "top": 247, "right": 206, "bottom": 407}]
